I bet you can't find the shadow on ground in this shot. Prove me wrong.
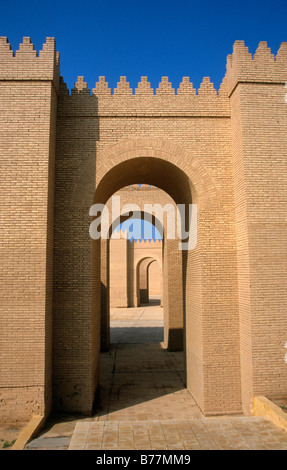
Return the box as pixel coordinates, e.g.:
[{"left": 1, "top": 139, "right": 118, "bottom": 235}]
[{"left": 95, "top": 342, "right": 195, "bottom": 421}]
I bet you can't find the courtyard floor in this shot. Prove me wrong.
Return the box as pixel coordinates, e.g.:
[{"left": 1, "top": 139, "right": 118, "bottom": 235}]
[{"left": 25, "top": 301, "right": 287, "bottom": 451}]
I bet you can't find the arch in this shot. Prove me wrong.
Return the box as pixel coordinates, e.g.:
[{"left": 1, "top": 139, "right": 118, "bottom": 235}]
[
  {"left": 72, "top": 138, "right": 219, "bottom": 207},
  {"left": 137, "top": 254, "right": 162, "bottom": 271},
  {"left": 148, "top": 259, "right": 162, "bottom": 301},
  {"left": 92, "top": 145, "right": 195, "bottom": 405},
  {"left": 93, "top": 138, "right": 219, "bottom": 207},
  {"left": 136, "top": 256, "right": 162, "bottom": 306},
  {"left": 80, "top": 137, "right": 241, "bottom": 417},
  {"left": 100, "top": 210, "right": 165, "bottom": 351},
  {"left": 101, "top": 210, "right": 169, "bottom": 352}
]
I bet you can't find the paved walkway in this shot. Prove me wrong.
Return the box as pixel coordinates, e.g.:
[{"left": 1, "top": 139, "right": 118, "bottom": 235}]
[
  {"left": 25, "top": 303, "right": 287, "bottom": 450},
  {"left": 68, "top": 417, "right": 287, "bottom": 451}
]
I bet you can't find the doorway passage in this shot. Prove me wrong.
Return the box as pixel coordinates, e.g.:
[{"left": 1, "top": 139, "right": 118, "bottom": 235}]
[
  {"left": 95, "top": 181, "right": 197, "bottom": 421},
  {"left": 96, "top": 302, "right": 201, "bottom": 422}
]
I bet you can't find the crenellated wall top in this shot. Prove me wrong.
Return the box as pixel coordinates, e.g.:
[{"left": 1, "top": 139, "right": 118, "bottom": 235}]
[
  {"left": 0, "top": 37, "right": 60, "bottom": 91},
  {"left": 1, "top": 38, "right": 286, "bottom": 110}
]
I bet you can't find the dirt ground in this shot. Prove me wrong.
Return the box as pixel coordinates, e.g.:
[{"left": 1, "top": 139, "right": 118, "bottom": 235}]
[
  {"left": 272, "top": 398, "right": 287, "bottom": 412},
  {"left": 0, "top": 423, "right": 25, "bottom": 450}
]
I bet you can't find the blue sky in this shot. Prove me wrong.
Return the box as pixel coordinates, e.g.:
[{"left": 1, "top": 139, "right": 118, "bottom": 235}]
[
  {"left": 114, "top": 219, "right": 162, "bottom": 241},
  {"left": 1, "top": 0, "right": 286, "bottom": 92}
]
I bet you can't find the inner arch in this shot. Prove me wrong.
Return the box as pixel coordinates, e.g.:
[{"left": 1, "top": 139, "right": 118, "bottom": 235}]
[{"left": 94, "top": 156, "right": 193, "bottom": 206}]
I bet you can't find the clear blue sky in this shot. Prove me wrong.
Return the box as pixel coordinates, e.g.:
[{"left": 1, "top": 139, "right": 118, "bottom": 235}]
[
  {"left": 114, "top": 219, "right": 162, "bottom": 241},
  {"left": 1, "top": 0, "right": 286, "bottom": 92}
]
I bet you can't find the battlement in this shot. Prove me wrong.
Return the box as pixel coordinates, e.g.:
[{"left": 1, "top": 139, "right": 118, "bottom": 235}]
[
  {"left": 111, "top": 229, "right": 162, "bottom": 244},
  {"left": 58, "top": 74, "right": 230, "bottom": 117},
  {"left": 226, "top": 40, "right": 287, "bottom": 95},
  {"left": 133, "top": 239, "right": 162, "bottom": 246},
  {"left": 0, "top": 37, "right": 60, "bottom": 91},
  {"left": 69, "top": 74, "right": 223, "bottom": 97},
  {"left": 57, "top": 40, "right": 287, "bottom": 116},
  {"left": 1, "top": 38, "right": 286, "bottom": 103},
  {"left": 111, "top": 229, "right": 129, "bottom": 239}
]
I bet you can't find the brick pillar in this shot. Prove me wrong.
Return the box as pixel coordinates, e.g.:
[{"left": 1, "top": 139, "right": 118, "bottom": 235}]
[
  {"left": 109, "top": 236, "right": 129, "bottom": 307},
  {"left": 228, "top": 41, "right": 287, "bottom": 413},
  {"left": 100, "top": 238, "right": 110, "bottom": 351},
  {"left": 0, "top": 37, "right": 59, "bottom": 422}
]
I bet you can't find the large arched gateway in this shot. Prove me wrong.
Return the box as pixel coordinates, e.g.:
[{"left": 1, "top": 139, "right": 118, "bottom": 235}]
[{"left": 0, "top": 37, "right": 287, "bottom": 423}]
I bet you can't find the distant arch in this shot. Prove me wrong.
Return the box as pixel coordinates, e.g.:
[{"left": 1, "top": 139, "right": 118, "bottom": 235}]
[{"left": 136, "top": 256, "right": 162, "bottom": 306}]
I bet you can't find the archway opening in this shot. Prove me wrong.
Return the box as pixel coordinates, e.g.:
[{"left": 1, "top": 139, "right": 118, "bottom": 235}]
[
  {"left": 148, "top": 260, "right": 161, "bottom": 306},
  {"left": 139, "top": 258, "right": 161, "bottom": 306},
  {"left": 108, "top": 212, "right": 164, "bottom": 345},
  {"left": 109, "top": 216, "right": 163, "bottom": 308},
  {"left": 91, "top": 154, "right": 197, "bottom": 420}
]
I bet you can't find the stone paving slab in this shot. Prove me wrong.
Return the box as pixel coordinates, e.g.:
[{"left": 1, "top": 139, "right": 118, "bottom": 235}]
[
  {"left": 68, "top": 417, "right": 287, "bottom": 450},
  {"left": 25, "top": 437, "right": 70, "bottom": 450}
]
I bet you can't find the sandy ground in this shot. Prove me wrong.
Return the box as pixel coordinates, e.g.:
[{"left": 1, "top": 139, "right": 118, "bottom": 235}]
[{"left": 0, "top": 423, "right": 25, "bottom": 449}]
